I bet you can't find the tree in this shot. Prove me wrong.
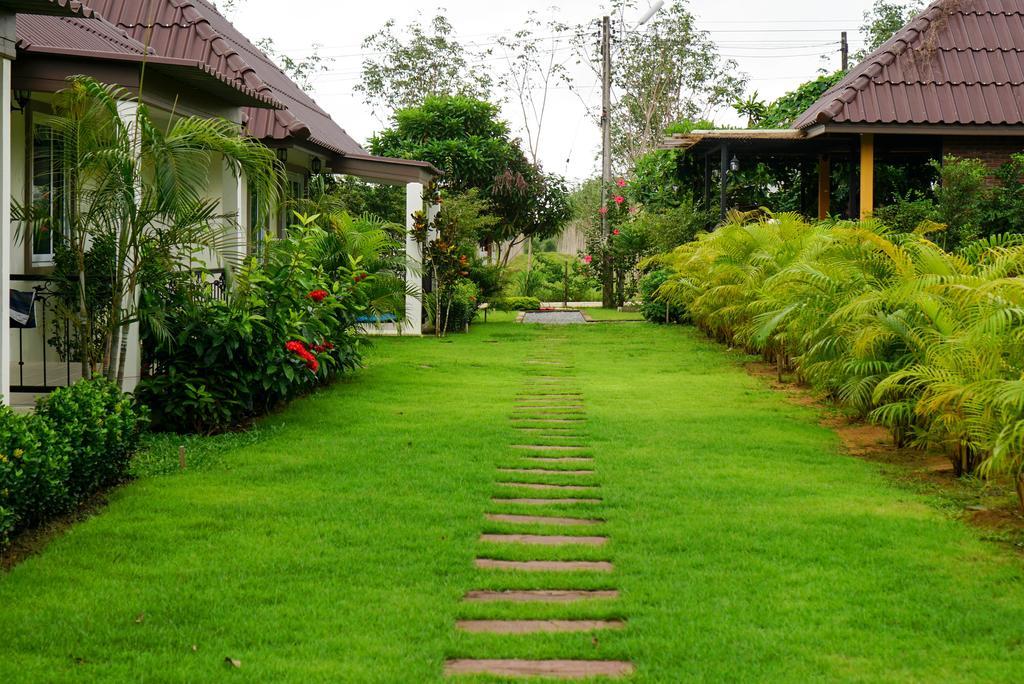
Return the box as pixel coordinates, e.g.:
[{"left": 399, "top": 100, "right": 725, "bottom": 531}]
[
  {"left": 356, "top": 14, "right": 492, "bottom": 118},
  {"left": 370, "top": 96, "right": 571, "bottom": 264},
  {"left": 14, "top": 77, "right": 281, "bottom": 389},
  {"left": 575, "top": 0, "right": 746, "bottom": 170},
  {"left": 495, "top": 11, "right": 573, "bottom": 165},
  {"left": 856, "top": 1, "right": 924, "bottom": 59},
  {"left": 759, "top": 72, "right": 845, "bottom": 128}
]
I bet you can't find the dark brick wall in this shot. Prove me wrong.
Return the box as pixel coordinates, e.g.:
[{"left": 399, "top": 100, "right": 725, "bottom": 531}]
[{"left": 942, "top": 136, "right": 1024, "bottom": 182}]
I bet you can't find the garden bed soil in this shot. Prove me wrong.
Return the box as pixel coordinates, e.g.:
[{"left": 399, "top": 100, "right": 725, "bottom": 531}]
[
  {"left": 1, "top": 487, "right": 117, "bottom": 571},
  {"left": 743, "top": 360, "right": 1024, "bottom": 552}
]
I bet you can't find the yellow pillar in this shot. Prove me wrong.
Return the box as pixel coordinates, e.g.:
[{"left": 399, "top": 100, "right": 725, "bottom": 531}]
[
  {"left": 817, "top": 155, "right": 831, "bottom": 220},
  {"left": 859, "top": 134, "right": 875, "bottom": 220}
]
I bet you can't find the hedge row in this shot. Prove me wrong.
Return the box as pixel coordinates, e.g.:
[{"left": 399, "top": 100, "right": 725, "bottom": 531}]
[{"left": 0, "top": 378, "right": 147, "bottom": 547}]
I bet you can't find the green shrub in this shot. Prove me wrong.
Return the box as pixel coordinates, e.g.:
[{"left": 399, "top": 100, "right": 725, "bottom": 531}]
[
  {"left": 639, "top": 270, "right": 686, "bottom": 324},
  {"left": 37, "top": 377, "right": 146, "bottom": 501},
  {"left": 0, "top": 378, "right": 145, "bottom": 548},
  {"left": 440, "top": 280, "right": 480, "bottom": 333},
  {"left": 490, "top": 296, "right": 541, "bottom": 311}
]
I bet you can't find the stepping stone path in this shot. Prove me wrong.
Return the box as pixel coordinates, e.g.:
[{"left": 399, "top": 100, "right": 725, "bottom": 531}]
[{"left": 446, "top": 350, "right": 632, "bottom": 680}]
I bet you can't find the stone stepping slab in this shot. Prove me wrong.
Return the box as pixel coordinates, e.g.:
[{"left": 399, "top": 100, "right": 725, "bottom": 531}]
[
  {"left": 486, "top": 513, "right": 603, "bottom": 527},
  {"left": 463, "top": 589, "right": 619, "bottom": 603},
  {"left": 456, "top": 619, "right": 625, "bottom": 634},
  {"left": 520, "top": 457, "right": 595, "bottom": 465},
  {"left": 445, "top": 659, "right": 634, "bottom": 678},
  {"left": 476, "top": 559, "right": 614, "bottom": 572},
  {"left": 492, "top": 498, "right": 601, "bottom": 505},
  {"left": 480, "top": 533, "right": 607, "bottom": 546},
  {"left": 511, "top": 444, "right": 588, "bottom": 451},
  {"left": 497, "top": 482, "right": 597, "bottom": 492},
  {"left": 498, "top": 468, "right": 594, "bottom": 476}
]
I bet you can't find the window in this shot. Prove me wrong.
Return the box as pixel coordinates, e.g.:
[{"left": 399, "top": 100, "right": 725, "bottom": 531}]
[{"left": 30, "top": 123, "right": 67, "bottom": 266}]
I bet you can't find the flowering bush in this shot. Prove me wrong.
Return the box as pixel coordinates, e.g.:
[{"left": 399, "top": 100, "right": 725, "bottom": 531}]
[{"left": 138, "top": 214, "right": 395, "bottom": 434}]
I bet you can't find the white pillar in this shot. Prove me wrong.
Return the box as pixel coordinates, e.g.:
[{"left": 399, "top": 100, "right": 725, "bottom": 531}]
[
  {"left": 222, "top": 163, "right": 247, "bottom": 263},
  {"left": 0, "top": 57, "right": 11, "bottom": 405},
  {"left": 405, "top": 182, "right": 424, "bottom": 335},
  {"left": 117, "top": 101, "right": 143, "bottom": 392}
]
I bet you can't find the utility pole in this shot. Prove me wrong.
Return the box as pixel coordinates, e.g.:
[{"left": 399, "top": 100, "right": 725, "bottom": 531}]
[
  {"left": 600, "top": 15, "right": 614, "bottom": 308},
  {"left": 841, "top": 31, "right": 849, "bottom": 71}
]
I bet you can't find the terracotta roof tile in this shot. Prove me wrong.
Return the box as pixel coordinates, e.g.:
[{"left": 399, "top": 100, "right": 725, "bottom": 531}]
[
  {"left": 794, "top": 0, "right": 1024, "bottom": 128},
  {"left": 85, "top": 0, "right": 365, "bottom": 156}
]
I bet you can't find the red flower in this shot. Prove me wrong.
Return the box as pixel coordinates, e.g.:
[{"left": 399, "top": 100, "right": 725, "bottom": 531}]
[
  {"left": 285, "top": 340, "right": 307, "bottom": 354},
  {"left": 616, "top": 178, "right": 627, "bottom": 188},
  {"left": 584, "top": 255, "right": 593, "bottom": 265},
  {"left": 614, "top": 195, "right": 625, "bottom": 205},
  {"left": 598, "top": 206, "right": 609, "bottom": 215},
  {"left": 353, "top": 273, "right": 369, "bottom": 283},
  {"left": 613, "top": 229, "right": 620, "bottom": 236},
  {"left": 308, "top": 289, "right": 329, "bottom": 303},
  {"left": 306, "top": 358, "right": 319, "bottom": 373}
]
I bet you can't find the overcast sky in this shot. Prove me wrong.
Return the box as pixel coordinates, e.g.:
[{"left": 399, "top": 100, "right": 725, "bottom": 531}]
[{"left": 231, "top": 0, "right": 881, "bottom": 182}]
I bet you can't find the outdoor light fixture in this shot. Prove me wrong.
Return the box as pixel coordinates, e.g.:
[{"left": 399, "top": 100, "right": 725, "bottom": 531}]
[
  {"left": 276, "top": 148, "right": 288, "bottom": 163},
  {"left": 730, "top": 155, "right": 740, "bottom": 173},
  {"left": 311, "top": 158, "right": 322, "bottom": 174}
]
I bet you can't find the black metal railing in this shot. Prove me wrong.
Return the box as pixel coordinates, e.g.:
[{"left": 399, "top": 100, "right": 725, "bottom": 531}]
[
  {"left": 193, "top": 268, "right": 228, "bottom": 302},
  {"left": 10, "top": 275, "right": 76, "bottom": 394}
]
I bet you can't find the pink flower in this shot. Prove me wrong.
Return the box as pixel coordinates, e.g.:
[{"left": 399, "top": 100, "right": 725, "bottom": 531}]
[
  {"left": 584, "top": 255, "right": 593, "bottom": 265},
  {"left": 614, "top": 195, "right": 625, "bottom": 205},
  {"left": 598, "top": 206, "right": 609, "bottom": 215},
  {"left": 616, "top": 178, "right": 627, "bottom": 188}
]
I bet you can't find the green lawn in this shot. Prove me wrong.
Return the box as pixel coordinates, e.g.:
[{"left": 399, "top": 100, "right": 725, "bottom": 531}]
[{"left": 1, "top": 320, "right": 1023, "bottom": 681}]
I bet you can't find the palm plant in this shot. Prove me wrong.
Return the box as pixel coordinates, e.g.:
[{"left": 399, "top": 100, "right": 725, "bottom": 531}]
[
  {"left": 15, "top": 76, "right": 282, "bottom": 389},
  {"left": 651, "top": 211, "right": 1024, "bottom": 510}
]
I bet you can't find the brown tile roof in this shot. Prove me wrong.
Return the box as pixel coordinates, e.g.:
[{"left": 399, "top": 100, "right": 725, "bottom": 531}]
[
  {"left": 15, "top": 13, "right": 281, "bottom": 107},
  {"left": 0, "top": 0, "right": 94, "bottom": 17},
  {"left": 794, "top": 0, "right": 1024, "bottom": 129},
  {"left": 85, "top": 0, "right": 366, "bottom": 156}
]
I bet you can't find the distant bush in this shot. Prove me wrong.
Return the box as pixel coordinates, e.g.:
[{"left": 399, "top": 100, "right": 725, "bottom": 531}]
[
  {"left": 439, "top": 280, "right": 480, "bottom": 333},
  {"left": 0, "top": 378, "right": 146, "bottom": 547},
  {"left": 490, "top": 296, "right": 542, "bottom": 311},
  {"left": 639, "top": 270, "right": 686, "bottom": 324}
]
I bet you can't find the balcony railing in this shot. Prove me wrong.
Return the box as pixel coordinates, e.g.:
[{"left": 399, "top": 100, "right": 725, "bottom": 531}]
[{"left": 10, "top": 274, "right": 78, "bottom": 394}]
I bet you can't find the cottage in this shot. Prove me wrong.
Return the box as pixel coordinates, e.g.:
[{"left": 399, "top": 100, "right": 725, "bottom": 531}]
[
  {"left": 1, "top": 0, "right": 439, "bottom": 406},
  {"left": 665, "top": 0, "right": 1024, "bottom": 221}
]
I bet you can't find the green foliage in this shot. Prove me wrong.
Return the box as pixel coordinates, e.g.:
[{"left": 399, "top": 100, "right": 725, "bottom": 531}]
[
  {"left": 137, "top": 214, "right": 401, "bottom": 434},
  {"left": 440, "top": 280, "right": 481, "bottom": 333},
  {"left": 323, "top": 176, "right": 405, "bottom": 225},
  {"left": 873, "top": 156, "right": 988, "bottom": 250},
  {"left": 654, "top": 212, "right": 1024, "bottom": 504},
  {"left": 0, "top": 378, "right": 145, "bottom": 546},
  {"left": 639, "top": 269, "right": 687, "bottom": 324},
  {"left": 507, "top": 253, "right": 601, "bottom": 303},
  {"left": 490, "top": 296, "right": 542, "bottom": 311},
  {"left": 760, "top": 72, "right": 846, "bottom": 128},
  {"left": 983, "top": 153, "right": 1024, "bottom": 238}
]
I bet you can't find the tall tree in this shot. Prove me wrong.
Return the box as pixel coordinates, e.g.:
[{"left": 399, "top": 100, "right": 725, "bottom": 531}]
[
  {"left": 357, "top": 14, "right": 493, "bottom": 119},
  {"left": 495, "top": 11, "right": 573, "bottom": 166},
  {"left": 370, "top": 96, "right": 570, "bottom": 264},
  {"left": 575, "top": 0, "right": 746, "bottom": 170}
]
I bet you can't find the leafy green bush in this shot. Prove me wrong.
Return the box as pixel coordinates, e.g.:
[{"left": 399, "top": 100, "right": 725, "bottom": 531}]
[
  {"left": 37, "top": 377, "right": 147, "bottom": 502},
  {"left": 490, "top": 296, "right": 541, "bottom": 311},
  {"left": 655, "top": 212, "right": 1024, "bottom": 508},
  {"left": 0, "top": 378, "right": 145, "bottom": 547},
  {"left": 439, "top": 280, "right": 480, "bottom": 333},
  {"left": 639, "top": 269, "right": 686, "bottom": 324}
]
